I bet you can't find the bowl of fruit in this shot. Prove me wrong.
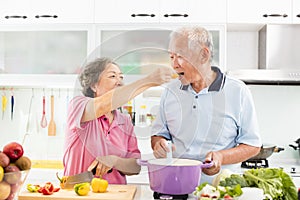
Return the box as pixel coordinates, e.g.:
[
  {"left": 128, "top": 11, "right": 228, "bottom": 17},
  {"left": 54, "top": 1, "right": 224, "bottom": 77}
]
[{"left": 0, "top": 142, "right": 31, "bottom": 200}]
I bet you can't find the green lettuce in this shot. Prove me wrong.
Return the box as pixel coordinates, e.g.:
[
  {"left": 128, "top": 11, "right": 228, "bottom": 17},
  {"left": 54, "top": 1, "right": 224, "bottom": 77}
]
[{"left": 243, "top": 168, "right": 297, "bottom": 200}]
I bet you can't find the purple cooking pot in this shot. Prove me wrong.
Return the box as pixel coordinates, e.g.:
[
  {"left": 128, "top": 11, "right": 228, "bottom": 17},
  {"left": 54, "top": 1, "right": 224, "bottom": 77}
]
[{"left": 138, "top": 158, "right": 213, "bottom": 195}]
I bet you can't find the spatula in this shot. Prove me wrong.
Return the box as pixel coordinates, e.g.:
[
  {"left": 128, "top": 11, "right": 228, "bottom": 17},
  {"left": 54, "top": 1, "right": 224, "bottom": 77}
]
[
  {"left": 48, "top": 94, "right": 56, "bottom": 136},
  {"left": 63, "top": 171, "right": 94, "bottom": 189}
]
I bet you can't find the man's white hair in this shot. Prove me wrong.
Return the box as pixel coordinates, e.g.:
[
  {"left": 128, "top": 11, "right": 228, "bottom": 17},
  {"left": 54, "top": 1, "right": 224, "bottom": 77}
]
[{"left": 170, "top": 26, "right": 214, "bottom": 62}]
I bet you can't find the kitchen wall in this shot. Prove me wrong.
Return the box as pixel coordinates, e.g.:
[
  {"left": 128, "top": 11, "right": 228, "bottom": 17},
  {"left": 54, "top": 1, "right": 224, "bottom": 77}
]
[
  {"left": 0, "top": 88, "right": 75, "bottom": 161},
  {"left": 227, "top": 29, "right": 300, "bottom": 161},
  {"left": 249, "top": 85, "right": 300, "bottom": 161},
  {"left": 1, "top": 28, "right": 300, "bottom": 164}
]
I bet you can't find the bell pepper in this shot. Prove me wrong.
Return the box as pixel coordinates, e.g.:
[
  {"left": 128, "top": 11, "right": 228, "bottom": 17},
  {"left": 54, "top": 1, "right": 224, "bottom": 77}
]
[
  {"left": 74, "top": 182, "right": 90, "bottom": 196},
  {"left": 91, "top": 177, "right": 108, "bottom": 193},
  {"left": 36, "top": 182, "right": 60, "bottom": 195},
  {"left": 56, "top": 172, "right": 68, "bottom": 189},
  {"left": 26, "top": 184, "right": 40, "bottom": 192}
]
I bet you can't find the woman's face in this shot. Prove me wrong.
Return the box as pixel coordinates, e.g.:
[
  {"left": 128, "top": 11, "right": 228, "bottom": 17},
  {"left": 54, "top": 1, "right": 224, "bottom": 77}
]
[{"left": 93, "top": 63, "right": 124, "bottom": 97}]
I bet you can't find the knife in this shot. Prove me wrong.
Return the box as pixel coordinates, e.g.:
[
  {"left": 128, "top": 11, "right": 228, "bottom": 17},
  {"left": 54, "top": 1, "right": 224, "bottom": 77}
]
[{"left": 63, "top": 171, "right": 94, "bottom": 189}]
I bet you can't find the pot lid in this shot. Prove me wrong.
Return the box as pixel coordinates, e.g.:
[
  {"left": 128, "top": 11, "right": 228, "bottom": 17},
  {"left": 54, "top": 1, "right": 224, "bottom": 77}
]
[{"left": 148, "top": 158, "right": 201, "bottom": 166}]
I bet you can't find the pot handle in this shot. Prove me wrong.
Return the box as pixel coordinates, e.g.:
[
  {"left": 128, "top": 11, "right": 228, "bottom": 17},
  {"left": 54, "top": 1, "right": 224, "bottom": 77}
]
[
  {"left": 136, "top": 159, "right": 148, "bottom": 166},
  {"left": 274, "top": 147, "right": 285, "bottom": 152},
  {"left": 200, "top": 161, "right": 214, "bottom": 169}
]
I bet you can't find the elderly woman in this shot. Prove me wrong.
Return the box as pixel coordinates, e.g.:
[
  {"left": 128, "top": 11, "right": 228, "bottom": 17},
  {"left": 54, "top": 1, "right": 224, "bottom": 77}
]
[{"left": 63, "top": 57, "right": 174, "bottom": 184}]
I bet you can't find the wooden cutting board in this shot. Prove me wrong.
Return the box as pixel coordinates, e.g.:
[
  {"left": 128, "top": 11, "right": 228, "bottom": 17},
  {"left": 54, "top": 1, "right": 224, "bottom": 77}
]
[{"left": 18, "top": 184, "right": 137, "bottom": 200}]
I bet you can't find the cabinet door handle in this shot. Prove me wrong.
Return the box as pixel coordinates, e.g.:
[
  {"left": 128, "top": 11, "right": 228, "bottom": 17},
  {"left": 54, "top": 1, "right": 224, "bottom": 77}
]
[
  {"left": 164, "top": 14, "right": 188, "bottom": 17},
  {"left": 297, "top": 14, "right": 300, "bottom": 18},
  {"left": 5, "top": 15, "right": 27, "bottom": 19},
  {"left": 35, "top": 15, "right": 58, "bottom": 18},
  {"left": 263, "top": 14, "right": 288, "bottom": 18},
  {"left": 131, "top": 14, "right": 155, "bottom": 17}
]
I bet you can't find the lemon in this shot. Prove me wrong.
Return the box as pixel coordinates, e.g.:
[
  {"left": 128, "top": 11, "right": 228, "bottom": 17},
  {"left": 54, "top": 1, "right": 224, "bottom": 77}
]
[{"left": 0, "top": 166, "right": 4, "bottom": 182}]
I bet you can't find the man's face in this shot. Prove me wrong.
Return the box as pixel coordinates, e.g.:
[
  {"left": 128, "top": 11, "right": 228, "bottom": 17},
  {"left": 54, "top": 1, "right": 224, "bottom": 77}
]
[{"left": 168, "top": 35, "right": 202, "bottom": 85}]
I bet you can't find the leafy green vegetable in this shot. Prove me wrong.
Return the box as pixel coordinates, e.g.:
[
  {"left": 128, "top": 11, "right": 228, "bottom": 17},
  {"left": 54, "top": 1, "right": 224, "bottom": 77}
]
[
  {"left": 243, "top": 168, "right": 297, "bottom": 200},
  {"left": 219, "top": 174, "right": 248, "bottom": 188},
  {"left": 225, "top": 184, "right": 243, "bottom": 197}
]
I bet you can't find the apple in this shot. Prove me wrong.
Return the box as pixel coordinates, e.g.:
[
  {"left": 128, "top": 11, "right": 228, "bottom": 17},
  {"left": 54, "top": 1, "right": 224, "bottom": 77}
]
[
  {"left": 0, "top": 181, "right": 11, "bottom": 200},
  {"left": 0, "top": 151, "right": 10, "bottom": 167},
  {"left": 4, "top": 165, "right": 21, "bottom": 184},
  {"left": 3, "top": 142, "right": 24, "bottom": 162}
]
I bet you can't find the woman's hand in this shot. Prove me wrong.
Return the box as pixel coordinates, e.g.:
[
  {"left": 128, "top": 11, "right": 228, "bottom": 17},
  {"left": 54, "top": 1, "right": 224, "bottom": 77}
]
[
  {"left": 88, "top": 155, "right": 117, "bottom": 177},
  {"left": 146, "top": 66, "right": 177, "bottom": 86},
  {"left": 202, "top": 151, "right": 223, "bottom": 176}
]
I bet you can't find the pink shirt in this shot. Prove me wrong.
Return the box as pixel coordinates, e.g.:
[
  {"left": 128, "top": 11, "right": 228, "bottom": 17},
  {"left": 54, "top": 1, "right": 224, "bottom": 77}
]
[{"left": 63, "top": 96, "right": 140, "bottom": 184}]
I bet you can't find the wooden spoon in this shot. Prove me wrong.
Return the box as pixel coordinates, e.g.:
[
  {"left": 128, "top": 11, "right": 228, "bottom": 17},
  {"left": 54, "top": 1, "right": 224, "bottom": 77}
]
[{"left": 48, "top": 95, "right": 56, "bottom": 136}]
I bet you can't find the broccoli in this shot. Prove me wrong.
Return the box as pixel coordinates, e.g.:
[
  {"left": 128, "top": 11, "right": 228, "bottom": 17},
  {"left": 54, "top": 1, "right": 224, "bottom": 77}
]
[{"left": 219, "top": 174, "right": 248, "bottom": 188}]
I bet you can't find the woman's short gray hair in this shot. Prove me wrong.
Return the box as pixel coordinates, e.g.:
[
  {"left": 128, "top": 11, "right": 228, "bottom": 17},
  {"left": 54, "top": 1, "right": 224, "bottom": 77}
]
[
  {"left": 79, "top": 57, "right": 118, "bottom": 97},
  {"left": 170, "top": 26, "right": 214, "bottom": 62}
]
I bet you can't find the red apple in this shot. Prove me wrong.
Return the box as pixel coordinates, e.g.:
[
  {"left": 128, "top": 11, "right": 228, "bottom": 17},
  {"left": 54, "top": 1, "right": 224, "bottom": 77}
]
[
  {"left": 4, "top": 165, "right": 21, "bottom": 184},
  {"left": 0, "top": 151, "right": 10, "bottom": 167},
  {"left": 3, "top": 142, "right": 24, "bottom": 162}
]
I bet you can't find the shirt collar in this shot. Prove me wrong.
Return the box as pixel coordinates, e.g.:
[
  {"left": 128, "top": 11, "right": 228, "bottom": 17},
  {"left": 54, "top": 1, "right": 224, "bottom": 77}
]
[
  {"left": 99, "top": 110, "right": 125, "bottom": 127},
  {"left": 179, "top": 66, "right": 225, "bottom": 92},
  {"left": 208, "top": 66, "right": 225, "bottom": 92}
]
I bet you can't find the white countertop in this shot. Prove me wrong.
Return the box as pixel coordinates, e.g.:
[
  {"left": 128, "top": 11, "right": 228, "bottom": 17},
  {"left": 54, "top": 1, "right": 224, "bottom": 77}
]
[{"left": 20, "top": 161, "right": 300, "bottom": 200}]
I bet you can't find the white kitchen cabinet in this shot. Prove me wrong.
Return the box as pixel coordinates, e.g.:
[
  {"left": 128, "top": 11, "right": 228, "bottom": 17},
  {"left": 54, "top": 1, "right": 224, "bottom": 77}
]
[
  {"left": 293, "top": 0, "right": 300, "bottom": 24},
  {"left": 0, "top": 0, "right": 94, "bottom": 24},
  {"left": 94, "top": 0, "right": 226, "bottom": 24},
  {"left": 227, "top": 0, "right": 292, "bottom": 24},
  {"left": 94, "top": 0, "right": 160, "bottom": 23},
  {"left": 159, "top": 0, "right": 227, "bottom": 24},
  {"left": 0, "top": 25, "right": 92, "bottom": 78},
  {"left": 95, "top": 25, "right": 226, "bottom": 73}
]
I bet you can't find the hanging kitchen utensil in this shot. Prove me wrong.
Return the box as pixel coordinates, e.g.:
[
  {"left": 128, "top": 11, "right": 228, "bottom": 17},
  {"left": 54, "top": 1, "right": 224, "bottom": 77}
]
[
  {"left": 40, "top": 89, "right": 47, "bottom": 128},
  {"left": 11, "top": 89, "right": 14, "bottom": 121},
  {"left": 48, "top": 93, "right": 56, "bottom": 136},
  {"left": 2, "top": 91, "right": 8, "bottom": 120},
  {"left": 22, "top": 89, "right": 34, "bottom": 146}
]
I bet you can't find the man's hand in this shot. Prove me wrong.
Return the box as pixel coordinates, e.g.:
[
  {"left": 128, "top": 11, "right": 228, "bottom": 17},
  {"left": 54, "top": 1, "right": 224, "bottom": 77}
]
[
  {"left": 202, "top": 151, "right": 223, "bottom": 176},
  {"left": 151, "top": 136, "right": 175, "bottom": 158}
]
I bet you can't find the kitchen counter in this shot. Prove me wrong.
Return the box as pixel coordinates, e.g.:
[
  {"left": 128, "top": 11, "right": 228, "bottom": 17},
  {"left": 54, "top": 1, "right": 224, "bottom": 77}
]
[
  {"left": 20, "top": 166, "right": 300, "bottom": 200},
  {"left": 20, "top": 168, "right": 197, "bottom": 200}
]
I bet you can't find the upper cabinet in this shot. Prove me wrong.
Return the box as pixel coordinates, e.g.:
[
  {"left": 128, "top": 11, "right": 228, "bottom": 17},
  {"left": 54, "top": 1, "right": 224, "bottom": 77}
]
[
  {"left": 94, "top": 0, "right": 160, "bottom": 23},
  {"left": 159, "top": 0, "right": 226, "bottom": 24},
  {"left": 0, "top": 0, "right": 94, "bottom": 24},
  {"left": 94, "top": 0, "right": 226, "bottom": 24},
  {"left": 293, "top": 0, "right": 300, "bottom": 24},
  {"left": 227, "top": 0, "right": 292, "bottom": 24}
]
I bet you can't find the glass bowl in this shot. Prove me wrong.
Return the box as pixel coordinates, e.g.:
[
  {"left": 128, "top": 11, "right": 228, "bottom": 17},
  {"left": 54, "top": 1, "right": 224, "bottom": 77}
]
[{"left": 0, "top": 170, "right": 30, "bottom": 200}]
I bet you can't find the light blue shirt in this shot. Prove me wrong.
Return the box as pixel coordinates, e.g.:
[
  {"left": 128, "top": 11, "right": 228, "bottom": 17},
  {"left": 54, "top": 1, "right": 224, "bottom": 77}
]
[{"left": 151, "top": 67, "right": 262, "bottom": 183}]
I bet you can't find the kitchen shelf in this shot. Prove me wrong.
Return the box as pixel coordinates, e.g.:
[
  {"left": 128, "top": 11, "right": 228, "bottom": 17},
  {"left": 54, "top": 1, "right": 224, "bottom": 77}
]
[{"left": 0, "top": 74, "right": 79, "bottom": 89}]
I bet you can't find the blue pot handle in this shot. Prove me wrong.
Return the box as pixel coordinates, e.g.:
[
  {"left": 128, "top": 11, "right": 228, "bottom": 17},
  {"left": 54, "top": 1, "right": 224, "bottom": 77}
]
[
  {"left": 136, "top": 159, "right": 148, "bottom": 166},
  {"left": 200, "top": 160, "right": 214, "bottom": 169}
]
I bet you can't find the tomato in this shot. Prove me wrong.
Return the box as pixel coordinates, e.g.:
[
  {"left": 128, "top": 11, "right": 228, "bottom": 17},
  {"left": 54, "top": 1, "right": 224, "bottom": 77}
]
[{"left": 223, "top": 194, "right": 234, "bottom": 199}]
